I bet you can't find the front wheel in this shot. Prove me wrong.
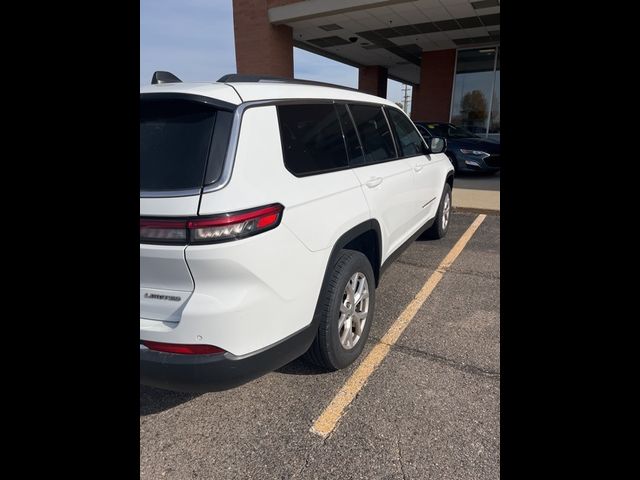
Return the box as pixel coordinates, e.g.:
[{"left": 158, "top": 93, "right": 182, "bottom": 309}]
[
  {"left": 425, "top": 183, "right": 452, "bottom": 239},
  {"left": 304, "top": 249, "right": 376, "bottom": 370}
]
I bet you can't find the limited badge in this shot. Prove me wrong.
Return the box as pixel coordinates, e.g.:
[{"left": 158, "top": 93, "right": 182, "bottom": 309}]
[{"left": 144, "top": 293, "right": 181, "bottom": 302}]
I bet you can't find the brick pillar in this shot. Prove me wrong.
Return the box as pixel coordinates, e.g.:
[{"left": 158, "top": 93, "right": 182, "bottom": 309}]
[
  {"left": 358, "top": 66, "right": 388, "bottom": 98},
  {"left": 411, "top": 49, "right": 456, "bottom": 122},
  {"left": 232, "top": 0, "right": 294, "bottom": 78}
]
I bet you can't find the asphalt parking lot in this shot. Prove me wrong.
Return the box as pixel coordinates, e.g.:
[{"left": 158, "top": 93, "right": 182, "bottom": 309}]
[{"left": 140, "top": 211, "right": 500, "bottom": 479}]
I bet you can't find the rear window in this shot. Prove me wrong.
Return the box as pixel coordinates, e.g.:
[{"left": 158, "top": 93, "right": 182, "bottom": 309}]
[
  {"left": 140, "top": 99, "right": 223, "bottom": 191},
  {"left": 348, "top": 104, "right": 397, "bottom": 164},
  {"left": 277, "top": 104, "right": 348, "bottom": 176}
]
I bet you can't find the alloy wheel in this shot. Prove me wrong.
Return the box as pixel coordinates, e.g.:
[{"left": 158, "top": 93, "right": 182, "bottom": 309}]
[{"left": 338, "top": 272, "right": 370, "bottom": 350}]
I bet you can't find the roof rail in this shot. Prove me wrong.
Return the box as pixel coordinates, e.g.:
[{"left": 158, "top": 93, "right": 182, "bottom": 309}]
[
  {"left": 217, "top": 74, "right": 359, "bottom": 93},
  {"left": 152, "top": 71, "right": 182, "bottom": 85}
]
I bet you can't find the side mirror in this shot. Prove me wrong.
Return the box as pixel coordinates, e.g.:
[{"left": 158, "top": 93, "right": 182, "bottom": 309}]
[{"left": 428, "top": 137, "right": 447, "bottom": 154}]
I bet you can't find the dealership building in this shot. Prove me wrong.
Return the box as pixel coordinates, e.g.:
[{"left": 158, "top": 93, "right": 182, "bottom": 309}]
[{"left": 232, "top": 0, "right": 500, "bottom": 138}]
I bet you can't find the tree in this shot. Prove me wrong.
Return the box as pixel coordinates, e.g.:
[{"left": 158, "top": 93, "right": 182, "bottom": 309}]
[{"left": 460, "top": 90, "right": 488, "bottom": 122}]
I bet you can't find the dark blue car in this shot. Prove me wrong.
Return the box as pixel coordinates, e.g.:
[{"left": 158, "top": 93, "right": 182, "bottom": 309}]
[{"left": 415, "top": 122, "right": 500, "bottom": 174}]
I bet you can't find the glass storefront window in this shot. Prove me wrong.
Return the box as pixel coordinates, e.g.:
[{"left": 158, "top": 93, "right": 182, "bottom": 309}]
[
  {"left": 488, "top": 47, "right": 500, "bottom": 138},
  {"left": 450, "top": 47, "right": 500, "bottom": 138}
]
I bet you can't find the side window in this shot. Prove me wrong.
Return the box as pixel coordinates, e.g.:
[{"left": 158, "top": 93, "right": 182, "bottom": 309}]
[
  {"left": 277, "top": 104, "right": 348, "bottom": 176},
  {"left": 416, "top": 124, "right": 431, "bottom": 137},
  {"left": 335, "top": 103, "right": 365, "bottom": 166},
  {"left": 386, "top": 108, "right": 426, "bottom": 158},
  {"left": 348, "top": 104, "right": 397, "bottom": 164}
]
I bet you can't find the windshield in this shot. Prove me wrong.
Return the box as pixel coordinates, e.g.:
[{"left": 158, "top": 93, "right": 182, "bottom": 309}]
[
  {"left": 140, "top": 99, "right": 218, "bottom": 191},
  {"left": 422, "top": 123, "right": 479, "bottom": 139}
]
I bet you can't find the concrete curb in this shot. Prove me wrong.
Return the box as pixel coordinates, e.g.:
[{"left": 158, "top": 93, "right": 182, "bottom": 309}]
[
  {"left": 453, "top": 206, "right": 500, "bottom": 216},
  {"left": 452, "top": 187, "right": 499, "bottom": 215}
]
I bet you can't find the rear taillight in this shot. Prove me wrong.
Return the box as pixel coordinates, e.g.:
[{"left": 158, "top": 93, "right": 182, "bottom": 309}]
[
  {"left": 142, "top": 340, "right": 225, "bottom": 355},
  {"left": 140, "top": 203, "right": 284, "bottom": 245},
  {"left": 140, "top": 219, "right": 188, "bottom": 243}
]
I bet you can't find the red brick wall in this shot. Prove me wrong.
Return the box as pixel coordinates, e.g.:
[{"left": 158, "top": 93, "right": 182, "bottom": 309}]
[
  {"left": 411, "top": 49, "right": 456, "bottom": 122},
  {"left": 358, "top": 66, "right": 388, "bottom": 98},
  {"left": 233, "top": 0, "right": 294, "bottom": 78}
]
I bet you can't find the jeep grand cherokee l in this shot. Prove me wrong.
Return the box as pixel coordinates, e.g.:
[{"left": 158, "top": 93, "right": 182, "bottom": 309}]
[{"left": 140, "top": 72, "right": 454, "bottom": 392}]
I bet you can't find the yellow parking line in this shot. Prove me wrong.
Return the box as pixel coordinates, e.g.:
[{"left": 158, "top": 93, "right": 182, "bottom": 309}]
[{"left": 310, "top": 214, "right": 487, "bottom": 439}]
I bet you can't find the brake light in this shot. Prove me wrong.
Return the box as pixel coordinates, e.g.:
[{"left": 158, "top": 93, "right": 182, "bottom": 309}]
[
  {"left": 188, "top": 204, "right": 282, "bottom": 243},
  {"left": 142, "top": 340, "right": 225, "bottom": 355},
  {"left": 140, "top": 203, "right": 284, "bottom": 244}
]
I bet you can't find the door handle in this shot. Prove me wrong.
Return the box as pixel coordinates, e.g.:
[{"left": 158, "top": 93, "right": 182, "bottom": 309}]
[{"left": 365, "top": 176, "right": 383, "bottom": 188}]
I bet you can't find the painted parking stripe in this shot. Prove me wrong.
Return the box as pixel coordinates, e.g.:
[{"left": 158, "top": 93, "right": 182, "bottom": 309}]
[{"left": 310, "top": 214, "right": 487, "bottom": 439}]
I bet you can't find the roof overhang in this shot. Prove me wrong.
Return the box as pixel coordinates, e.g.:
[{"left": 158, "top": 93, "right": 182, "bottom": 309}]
[{"left": 268, "top": 0, "right": 500, "bottom": 85}]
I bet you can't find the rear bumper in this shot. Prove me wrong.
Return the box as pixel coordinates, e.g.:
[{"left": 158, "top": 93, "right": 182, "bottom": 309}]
[
  {"left": 140, "top": 224, "right": 328, "bottom": 357},
  {"left": 140, "top": 321, "right": 318, "bottom": 393}
]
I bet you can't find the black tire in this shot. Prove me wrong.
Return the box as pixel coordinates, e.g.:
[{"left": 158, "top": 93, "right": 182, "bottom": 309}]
[
  {"left": 425, "top": 183, "right": 452, "bottom": 239},
  {"left": 304, "top": 249, "right": 376, "bottom": 370}
]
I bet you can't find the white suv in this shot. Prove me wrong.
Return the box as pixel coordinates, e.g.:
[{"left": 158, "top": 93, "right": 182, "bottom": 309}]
[{"left": 140, "top": 72, "right": 454, "bottom": 392}]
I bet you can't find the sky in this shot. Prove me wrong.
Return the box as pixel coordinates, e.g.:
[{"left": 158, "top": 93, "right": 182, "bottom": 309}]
[{"left": 140, "top": 0, "right": 408, "bottom": 107}]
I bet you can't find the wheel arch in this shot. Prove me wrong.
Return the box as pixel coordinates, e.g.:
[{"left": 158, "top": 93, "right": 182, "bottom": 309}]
[
  {"left": 306, "top": 220, "right": 383, "bottom": 340},
  {"left": 324, "top": 220, "right": 383, "bottom": 289},
  {"left": 446, "top": 170, "right": 454, "bottom": 190}
]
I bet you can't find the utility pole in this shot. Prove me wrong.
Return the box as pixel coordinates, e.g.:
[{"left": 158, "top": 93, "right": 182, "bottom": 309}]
[{"left": 401, "top": 83, "right": 411, "bottom": 115}]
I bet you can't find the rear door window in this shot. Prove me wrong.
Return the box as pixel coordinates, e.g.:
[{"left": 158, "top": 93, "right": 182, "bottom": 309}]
[
  {"left": 386, "top": 108, "right": 426, "bottom": 158},
  {"left": 277, "top": 103, "right": 348, "bottom": 176},
  {"left": 140, "top": 99, "right": 224, "bottom": 191},
  {"left": 348, "top": 104, "right": 397, "bottom": 164},
  {"left": 335, "top": 103, "right": 365, "bottom": 166}
]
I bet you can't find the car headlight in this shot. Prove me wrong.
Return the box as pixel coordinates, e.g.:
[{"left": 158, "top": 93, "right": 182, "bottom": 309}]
[{"left": 460, "top": 149, "right": 489, "bottom": 156}]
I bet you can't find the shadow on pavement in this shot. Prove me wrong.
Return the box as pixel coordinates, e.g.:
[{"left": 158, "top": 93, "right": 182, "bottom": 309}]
[
  {"left": 416, "top": 229, "right": 444, "bottom": 242},
  {"left": 275, "top": 357, "right": 328, "bottom": 375},
  {"left": 140, "top": 385, "right": 201, "bottom": 416}
]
